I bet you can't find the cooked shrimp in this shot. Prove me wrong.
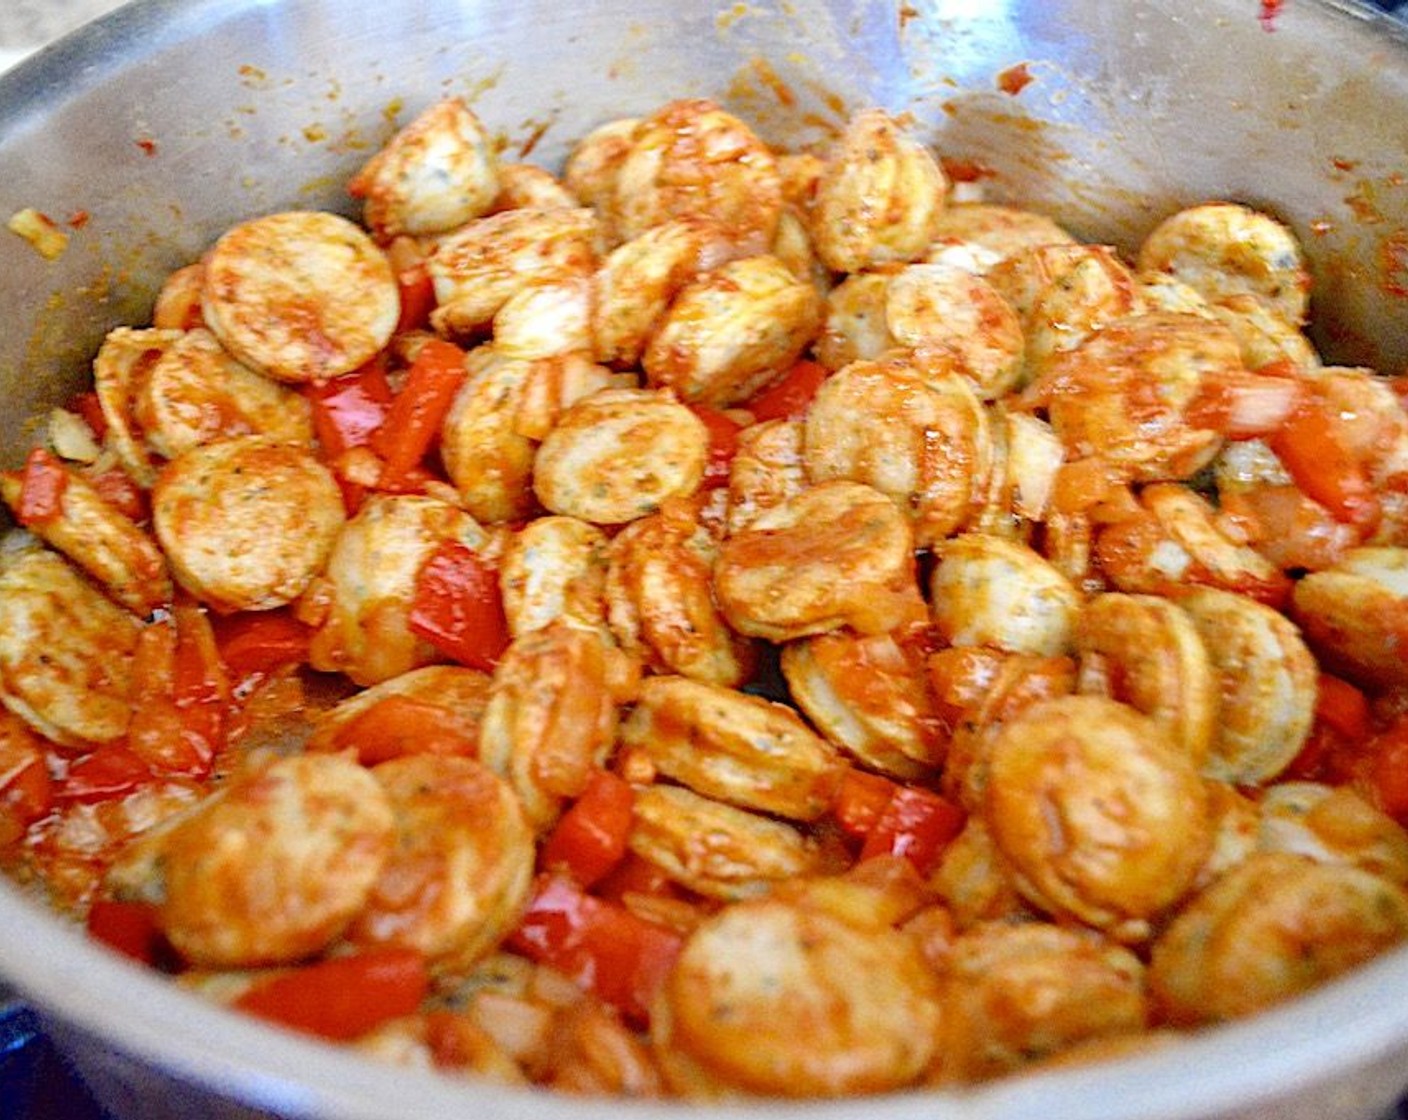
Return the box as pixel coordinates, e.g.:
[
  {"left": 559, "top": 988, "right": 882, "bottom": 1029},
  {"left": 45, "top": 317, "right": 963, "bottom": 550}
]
[
  {"left": 303, "top": 493, "right": 488, "bottom": 686},
  {"left": 781, "top": 629, "right": 945, "bottom": 780},
  {"left": 607, "top": 99, "right": 783, "bottom": 257},
  {"left": 627, "top": 784, "right": 820, "bottom": 901},
  {"left": 1022, "top": 311, "right": 1236, "bottom": 482},
  {"left": 355, "top": 1011, "right": 525, "bottom": 1085},
  {"left": 151, "top": 262, "right": 207, "bottom": 331},
  {"left": 1209, "top": 293, "right": 1321, "bottom": 373},
  {"left": 929, "top": 817, "right": 1033, "bottom": 929},
  {"left": 562, "top": 117, "right": 639, "bottom": 220},
  {"left": 887, "top": 263, "right": 1026, "bottom": 399},
  {"left": 619, "top": 675, "right": 842, "bottom": 820},
  {"left": 987, "top": 243, "right": 1143, "bottom": 377},
  {"left": 769, "top": 207, "right": 828, "bottom": 294},
  {"left": 537, "top": 998, "right": 665, "bottom": 1097},
  {"left": 926, "top": 202, "right": 1075, "bottom": 265},
  {"left": 930, "top": 921, "right": 1147, "bottom": 1084},
  {"left": 1290, "top": 546, "right": 1408, "bottom": 689},
  {"left": 305, "top": 664, "right": 494, "bottom": 758},
  {"left": 513, "top": 353, "right": 636, "bottom": 443},
  {"left": 477, "top": 621, "right": 638, "bottom": 830},
  {"left": 813, "top": 270, "right": 898, "bottom": 371},
  {"left": 134, "top": 327, "right": 314, "bottom": 459},
  {"left": 802, "top": 358, "right": 995, "bottom": 547},
  {"left": 713, "top": 480, "right": 927, "bottom": 641},
  {"left": 201, "top": 210, "right": 400, "bottom": 383},
  {"left": 1137, "top": 202, "right": 1311, "bottom": 325},
  {"left": 347, "top": 754, "right": 534, "bottom": 970},
  {"left": 1149, "top": 852, "right": 1408, "bottom": 1025},
  {"left": 427, "top": 207, "right": 599, "bottom": 338},
  {"left": 439, "top": 347, "right": 586, "bottom": 524},
  {"left": 1194, "top": 780, "right": 1262, "bottom": 890},
  {"left": 349, "top": 97, "right": 500, "bottom": 239},
  {"left": 152, "top": 436, "right": 344, "bottom": 613},
  {"left": 809, "top": 108, "right": 948, "bottom": 274},
  {"left": 499, "top": 515, "right": 611, "bottom": 640},
  {"left": 1258, "top": 782, "right": 1408, "bottom": 886},
  {"left": 605, "top": 497, "right": 754, "bottom": 687},
  {"left": 929, "top": 533, "right": 1082, "bottom": 657},
  {"left": 651, "top": 895, "right": 941, "bottom": 1097},
  {"left": 642, "top": 255, "right": 822, "bottom": 408},
  {"left": 934, "top": 649, "right": 1078, "bottom": 811},
  {"left": 1074, "top": 592, "right": 1218, "bottom": 767},
  {"left": 724, "top": 417, "right": 806, "bottom": 533},
  {"left": 92, "top": 327, "right": 184, "bottom": 487},
  {"left": 1177, "top": 587, "right": 1316, "bottom": 782},
  {"left": 984, "top": 694, "right": 1211, "bottom": 942},
  {"left": 532, "top": 388, "right": 709, "bottom": 525},
  {"left": 492, "top": 276, "right": 594, "bottom": 361},
  {"left": 1094, "top": 483, "right": 1292, "bottom": 607},
  {"left": 592, "top": 217, "right": 734, "bottom": 368},
  {"left": 0, "top": 547, "right": 139, "bottom": 748},
  {"left": 0, "top": 460, "right": 170, "bottom": 617},
  {"left": 156, "top": 753, "right": 396, "bottom": 968},
  {"left": 490, "top": 163, "right": 579, "bottom": 213}
]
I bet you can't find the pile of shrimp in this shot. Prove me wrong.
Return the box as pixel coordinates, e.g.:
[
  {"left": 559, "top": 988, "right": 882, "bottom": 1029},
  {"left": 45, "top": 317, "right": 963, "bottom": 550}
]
[{"left": 4, "top": 92, "right": 1408, "bottom": 1099}]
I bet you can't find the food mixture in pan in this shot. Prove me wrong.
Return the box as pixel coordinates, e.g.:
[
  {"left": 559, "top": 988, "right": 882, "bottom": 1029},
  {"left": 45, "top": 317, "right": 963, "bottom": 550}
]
[{"left": 3, "top": 93, "right": 1408, "bottom": 1098}]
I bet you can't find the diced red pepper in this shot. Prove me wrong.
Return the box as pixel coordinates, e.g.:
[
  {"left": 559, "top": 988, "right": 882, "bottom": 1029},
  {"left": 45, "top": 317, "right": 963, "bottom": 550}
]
[
  {"left": 387, "top": 236, "right": 436, "bottom": 333},
  {"left": 69, "top": 390, "right": 109, "bottom": 441},
  {"left": 1270, "top": 399, "right": 1382, "bottom": 534},
  {"left": 370, "top": 339, "right": 467, "bottom": 484},
  {"left": 234, "top": 947, "right": 431, "bottom": 1042},
  {"left": 1371, "top": 719, "right": 1408, "bottom": 823},
  {"left": 84, "top": 467, "right": 148, "bottom": 523},
  {"left": 832, "top": 768, "right": 899, "bottom": 840},
  {"left": 859, "top": 785, "right": 966, "bottom": 876},
  {"left": 214, "top": 609, "right": 312, "bottom": 683},
  {"left": 87, "top": 899, "right": 167, "bottom": 966},
  {"left": 0, "top": 730, "right": 52, "bottom": 845},
  {"left": 330, "top": 694, "right": 478, "bottom": 765},
  {"left": 59, "top": 747, "right": 153, "bottom": 804},
  {"left": 687, "top": 404, "right": 743, "bottom": 489},
  {"left": 540, "top": 770, "right": 635, "bottom": 887},
  {"left": 1315, "top": 673, "right": 1372, "bottom": 744},
  {"left": 742, "top": 359, "right": 828, "bottom": 422},
  {"left": 509, "top": 874, "right": 682, "bottom": 1027},
  {"left": 408, "top": 541, "right": 511, "bottom": 672},
  {"left": 10, "top": 447, "right": 69, "bottom": 526},
  {"left": 304, "top": 359, "right": 394, "bottom": 460}
]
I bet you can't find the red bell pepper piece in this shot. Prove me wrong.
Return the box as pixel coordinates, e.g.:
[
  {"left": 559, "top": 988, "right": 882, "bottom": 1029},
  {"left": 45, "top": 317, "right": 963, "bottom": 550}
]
[
  {"left": 832, "top": 768, "right": 900, "bottom": 840},
  {"left": 0, "top": 729, "right": 52, "bottom": 845},
  {"left": 859, "top": 785, "right": 966, "bottom": 876},
  {"left": 59, "top": 746, "right": 153, "bottom": 804},
  {"left": 1314, "top": 673, "right": 1372, "bottom": 744},
  {"left": 214, "top": 609, "right": 313, "bottom": 683},
  {"left": 234, "top": 947, "right": 430, "bottom": 1042},
  {"left": 370, "top": 339, "right": 467, "bottom": 484},
  {"left": 10, "top": 447, "right": 69, "bottom": 527},
  {"left": 330, "top": 694, "right": 478, "bottom": 765},
  {"left": 687, "top": 404, "right": 743, "bottom": 489},
  {"left": 386, "top": 235, "right": 436, "bottom": 333},
  {"left": 87, "top": 899, "right": 167, "bottom": 966},
  {"left": 1372, "top": 719, "right": 1408, "bottom": 823},
  {"left": 68, "top": 390, "right": 109, "bottom": 441},
  {"left": 742, "top": 359, "right": 828, "bottom": 422},
  {"left": 509, "top": 874, "right": 682, "bottom": 1027},
  {"left": 1269, "top": 399, "right": 1382, "bottom": 533},
  {"left": 408, "top": 541, "right": 511, "bottom": 672},
  {"left": 540, "top": 770, "right": 635, "bottom": 887},
  {"left": 304, "top": 358, "right": 394, "bottom": 460}
]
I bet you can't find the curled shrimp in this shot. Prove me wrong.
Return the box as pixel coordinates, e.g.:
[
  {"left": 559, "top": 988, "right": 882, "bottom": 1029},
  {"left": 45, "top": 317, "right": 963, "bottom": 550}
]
[
  {"left": 1290, "top": 546, "right": 1408, "bottom": 689},
  {"left": 349, "top": 97, "right": 500, "bottom": 238},
  {"left": 1149, "top": 851, "right": 1408, "bottom": 1025},
  {"left": 808, "top": 108, "right": 948, "bottom": 274},
  {"left": 984, "top": 694, "right": 1211, "bottom": 943},
  {"left": 477, "top": 621, "right": 639, "bottom": 830},
  {"left": 651, "top": 894, "right": 941, "bottom": 1097}
]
